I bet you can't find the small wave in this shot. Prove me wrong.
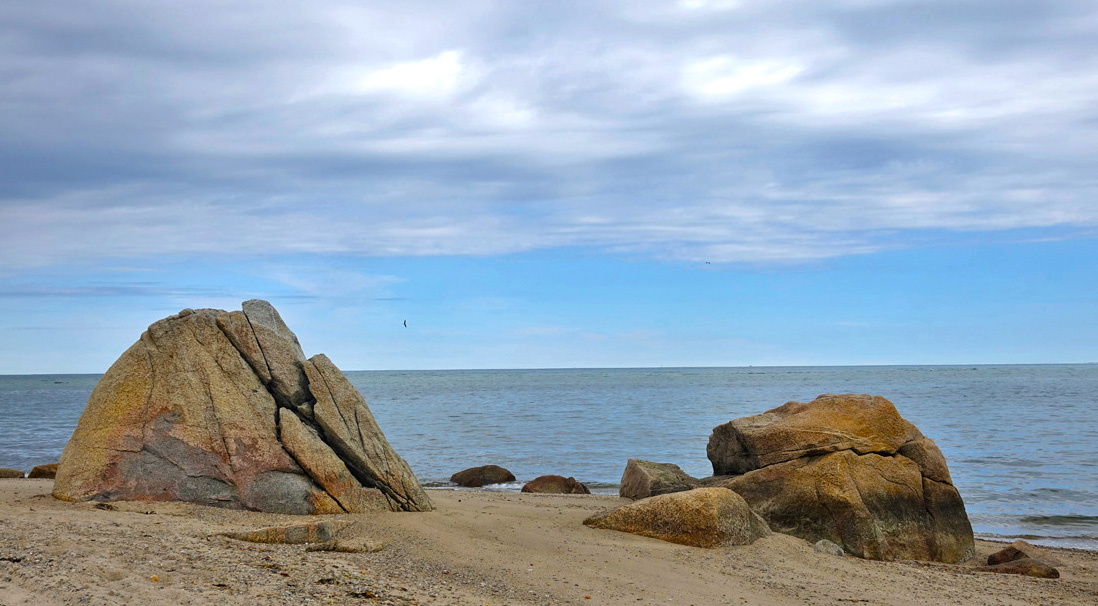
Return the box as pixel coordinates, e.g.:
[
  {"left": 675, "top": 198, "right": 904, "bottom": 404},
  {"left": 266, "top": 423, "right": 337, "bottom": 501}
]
[{"left": 1019, "top": 515, "right": 1098, "bottom": 527}]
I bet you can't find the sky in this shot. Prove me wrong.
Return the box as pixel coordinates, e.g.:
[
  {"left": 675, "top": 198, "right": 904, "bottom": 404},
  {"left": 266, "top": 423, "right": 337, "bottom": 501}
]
[{"left": 1, "top": 0, "right": 1097, "bottom": 373}]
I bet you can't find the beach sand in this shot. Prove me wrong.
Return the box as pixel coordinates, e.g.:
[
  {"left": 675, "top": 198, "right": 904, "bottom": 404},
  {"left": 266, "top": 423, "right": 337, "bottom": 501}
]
[{"left": 1, "top": 479, "right": 1095, "bottom": 605}]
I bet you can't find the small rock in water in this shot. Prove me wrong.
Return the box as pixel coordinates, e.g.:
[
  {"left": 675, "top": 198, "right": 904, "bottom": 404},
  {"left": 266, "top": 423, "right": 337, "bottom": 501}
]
[
  {"left": 814, "top": 539, "right": 846, "bottom": 557},
  {"left": 521, "top": 475, "right": 590, "bottom": 494},
  {"left": 450, "top": 465, "right": 516, "bottom": 488}
]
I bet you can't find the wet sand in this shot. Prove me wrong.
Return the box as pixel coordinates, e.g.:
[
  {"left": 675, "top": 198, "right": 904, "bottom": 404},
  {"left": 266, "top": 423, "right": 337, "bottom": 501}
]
[{"left": 1, "top": 479, "right": 1096, "bottom": 605}]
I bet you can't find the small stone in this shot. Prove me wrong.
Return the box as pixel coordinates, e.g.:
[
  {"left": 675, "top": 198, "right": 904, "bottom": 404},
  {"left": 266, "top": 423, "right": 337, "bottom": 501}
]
[{"left": 814, "top": 539, "right": 846, "bottom": 557}]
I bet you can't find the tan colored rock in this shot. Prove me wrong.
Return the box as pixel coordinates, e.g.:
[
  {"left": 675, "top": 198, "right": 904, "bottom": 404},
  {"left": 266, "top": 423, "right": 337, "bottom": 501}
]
[
  {"left": 222, "top": 521, "right": 342, "bottom": 544},
  {"left": 619, "top": 459, "right": 699, "bottom": 500},
  {"left": 305, "top": 538, "right": 386, "bottom": 553},
  {"left": 521, "top": 475, "right": 590, "bottom": 494},
  {"left": 450, "top": 465, "right": 516, "bottom": 488},
  {"left": 28, "top": 464, "right": 58, "bottom": 479},
  {"left": 716, "top": 450, "right": 972, "bottom": 562},
  {"left": 53, "top": 308, "right": 339, "bottom": 514},
  {"left": 975, "top": 558, "right": 1060, "bottom": 579},
  {"left": 306, "top": 354, "right": 433, "bottom": 512},
  {"left": 707, "top": 394, "right": 916, "bottom": 475},
  {"left": 278, "top": 408, "right": 388, "bottom": 513},
  {"left": 0, "top": 468, "right": 25, "bottom": 478},
  {"left": 897, "top": 436, "right": 952, "bottom": 484},
  {"left": 584, "top": 487, "right": 770, "bottom": 548}
]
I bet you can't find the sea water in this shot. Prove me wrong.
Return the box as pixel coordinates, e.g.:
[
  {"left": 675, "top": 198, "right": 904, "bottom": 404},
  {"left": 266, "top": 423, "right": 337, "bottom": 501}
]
[{"left": 1, "top": 365, "right": 1095, "bottom": 550}]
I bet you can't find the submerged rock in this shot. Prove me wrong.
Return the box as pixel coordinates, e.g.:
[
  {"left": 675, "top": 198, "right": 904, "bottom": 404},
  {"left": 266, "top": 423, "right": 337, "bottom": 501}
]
[
  {"left": 521, "top": 475, "right": 590, "bottom": 494},
  {"left": 450, "top": 465, "right": 516, "bottom": 488},
  {"left": 53, "top": 301, "right": 432, "bottom": 514},
  {"left": 584, "top": 487, "right": 770, "bottom": 548},
  {"left": 707, "top": 394, "right": 973, "bottom": 563}
]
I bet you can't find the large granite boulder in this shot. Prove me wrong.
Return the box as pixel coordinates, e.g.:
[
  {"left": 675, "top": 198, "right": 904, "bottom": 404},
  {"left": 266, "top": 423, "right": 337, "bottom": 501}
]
[
  {"left": 450, "top": 465, "right": 516, "bottom": 487},
  {"left": 619, "top": 459, "right": 699, "bottom": 500},
  {"left": 707, "top": 394, "right": 973, "bottom": 563},
  {"left": 0, "top": 468, "right": 24, "bottom": 478},
  {"left": 53, "top": 301, "right": 432, "bottom": 514},
  {"left": 584, "top": 487, "right": 771, "bottom": 548}
]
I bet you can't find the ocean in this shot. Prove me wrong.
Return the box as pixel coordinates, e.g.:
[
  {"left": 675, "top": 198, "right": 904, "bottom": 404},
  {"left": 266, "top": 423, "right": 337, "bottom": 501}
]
[{"left": 1, "top": 365, "right": 1096, "bottom": 550}]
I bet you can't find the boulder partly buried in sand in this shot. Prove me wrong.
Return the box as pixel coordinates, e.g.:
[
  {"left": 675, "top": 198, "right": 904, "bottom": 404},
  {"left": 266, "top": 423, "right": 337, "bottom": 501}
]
[
  {"left": 53, "top": 301, "right": 432, "bottom": 514},
  {"left": 707, "top": 394, "right": 973, "bottom": 563},
  {"left": 0, "top": 468, "right": 24, "bottom": 479},
  {"left": 584, "top": 487, "right": 771, "bottom": 548},
  {"left": 521, "top": 475, "right": 590, "bottom": 494},
  {"left": 450, "top": 465, "right": 516, "bottom": 488},
  {"left": 619, "top": 459, "right": 699, "bottom": 500},
  {"left": 29, "top": 463, "right": 58, "bottom": 479},
  {"left": 976, "top": 545, "right": 1060, "bottom": 578}
]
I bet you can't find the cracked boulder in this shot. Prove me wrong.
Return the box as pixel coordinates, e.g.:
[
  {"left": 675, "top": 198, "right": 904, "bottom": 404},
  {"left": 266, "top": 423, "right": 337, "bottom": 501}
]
[
  {"left": 52, "top": 301, "right": 432, "bottom": 514},
  {"left": 706, "top": 394, "right": 973, "bottom": 562}
]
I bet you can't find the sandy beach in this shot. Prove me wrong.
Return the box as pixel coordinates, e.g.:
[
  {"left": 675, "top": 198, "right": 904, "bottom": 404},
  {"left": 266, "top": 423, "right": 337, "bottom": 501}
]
[{"left": 0, "top": 479, "right": 1094, "bottom": 605}]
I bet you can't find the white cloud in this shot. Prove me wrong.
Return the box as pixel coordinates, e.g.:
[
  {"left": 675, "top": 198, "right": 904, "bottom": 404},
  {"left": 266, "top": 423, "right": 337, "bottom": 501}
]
[
  {"left": 681, "top": 55, "right": 804, "bottom": 102},
  {"left": 355, "top": 50, "right": 472, "bottom": 100}
]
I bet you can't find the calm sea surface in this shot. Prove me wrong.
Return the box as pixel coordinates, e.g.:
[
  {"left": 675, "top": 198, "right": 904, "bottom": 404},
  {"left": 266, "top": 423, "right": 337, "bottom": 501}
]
[{"left": 1, "top": 365, "right": 1096, "bottom": 550}]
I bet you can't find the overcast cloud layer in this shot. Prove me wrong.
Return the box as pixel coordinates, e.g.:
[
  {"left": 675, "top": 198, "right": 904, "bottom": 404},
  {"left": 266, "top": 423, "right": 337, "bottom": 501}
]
[{"left": 3, "top": 0, "right": 1098, "bottom": 268}]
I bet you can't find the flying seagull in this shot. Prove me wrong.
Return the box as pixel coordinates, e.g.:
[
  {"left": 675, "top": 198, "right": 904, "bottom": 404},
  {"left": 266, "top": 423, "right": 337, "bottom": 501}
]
[{"left": 403, "top": 320, "right": 407, "bottom": 327}]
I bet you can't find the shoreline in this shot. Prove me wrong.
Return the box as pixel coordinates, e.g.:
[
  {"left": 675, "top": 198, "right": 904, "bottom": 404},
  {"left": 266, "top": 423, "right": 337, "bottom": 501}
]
[{"left": 2, "top": 480, "right": 1096, "bottom": 605}]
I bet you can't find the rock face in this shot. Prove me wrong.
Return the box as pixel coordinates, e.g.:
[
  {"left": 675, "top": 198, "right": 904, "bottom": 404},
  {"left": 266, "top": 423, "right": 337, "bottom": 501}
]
[
  {"left": 53, "top": 301, "right": 432, "bottom": 514},
  {"left": 450, "top": 465, "right": 516, "bottom": 488},
  {"left": 707, "top": 394, "right": 973, "bottom": 563},
  {"left": 619, "top": 459, "right": 699, "bottom": 500},
  {"left": 521, "top": 475, "right": 590, "bottom": 494},
  {"left": 29, "top": 464, "right": 58, "bottom": 479},
  {"left": 0, "top": 468, "right": 24, "bottom": 479},
  {"left": 584, "top": 488, "right": 771, "bottom": 548}
]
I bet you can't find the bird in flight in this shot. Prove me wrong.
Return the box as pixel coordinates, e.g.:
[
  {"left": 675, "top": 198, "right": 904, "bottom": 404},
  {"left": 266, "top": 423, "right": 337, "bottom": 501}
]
[{"left": 403, "top": 320, "right": 407, "bottom": 327}]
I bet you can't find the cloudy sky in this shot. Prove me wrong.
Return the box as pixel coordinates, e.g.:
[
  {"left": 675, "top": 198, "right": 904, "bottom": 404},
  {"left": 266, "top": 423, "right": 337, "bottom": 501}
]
[{"left": 2, "top": 0, "right": 1097, "bottom": 373}]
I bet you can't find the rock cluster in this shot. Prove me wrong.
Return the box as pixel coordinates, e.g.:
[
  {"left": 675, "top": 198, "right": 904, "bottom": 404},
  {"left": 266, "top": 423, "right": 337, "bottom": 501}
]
[
  {"left": 706, "top": 394, "right": 973, "bottom": 562},
  {"left": 53, "top": 301, "right": 432, "bottom": 514},
  {"left": 976, "top": 542, "right": 1060, "bottom": 578}
]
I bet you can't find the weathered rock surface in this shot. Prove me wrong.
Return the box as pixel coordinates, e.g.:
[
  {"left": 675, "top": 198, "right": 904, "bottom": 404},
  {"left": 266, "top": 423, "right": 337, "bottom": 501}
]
[
  {"left": 450, "top": 465, "right": 516, "bottom": 487},
  {"left": 53, "top": 301, "right": 432, "bottom": 514},
  {"left": 521, "top": 475, "right": 590, "bottom": 494},
  {"left": 0, "top": 468, "right": 24, "bottom": 478},
  {"left": 619, "top": 459, "right": 699, "bottom": 500},
  {"left": 584, "top": 487, "right": 771, "bottom": 548},
  {"left": 708, "top": 394, "right": 973, "bottom": 563},
  {"left": 28, "top": 464, "right": 58, "bottom": 479}
]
